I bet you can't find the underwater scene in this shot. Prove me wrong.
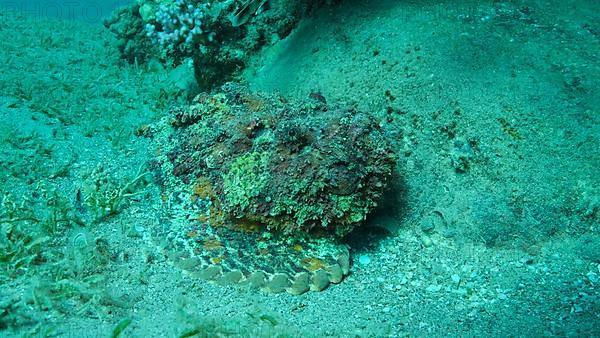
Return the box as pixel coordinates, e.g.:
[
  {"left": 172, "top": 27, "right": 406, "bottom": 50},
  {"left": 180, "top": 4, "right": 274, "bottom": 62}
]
[{"left": 0, "top": 0, "right": 598, "bottom": 336}]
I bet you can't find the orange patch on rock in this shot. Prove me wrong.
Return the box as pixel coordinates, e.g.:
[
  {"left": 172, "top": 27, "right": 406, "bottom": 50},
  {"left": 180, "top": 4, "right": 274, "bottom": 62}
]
[
  {"left": 192, "top": 177, "right": 215, "bottom": 200},
  {"left": 210, "top": 256, "right": 223, "bottom": 264},
  {"left": 197, "top": 213, "right": 209, "bottom": 223},
  {"left": 301, "top": 257, "right": 327, "bottom": 272},
  {"left": 232, "top": 219, "right": 262, "bottom": 233},
  {"left": 203, "top": 238, "right": 224, "bottom": 251}
]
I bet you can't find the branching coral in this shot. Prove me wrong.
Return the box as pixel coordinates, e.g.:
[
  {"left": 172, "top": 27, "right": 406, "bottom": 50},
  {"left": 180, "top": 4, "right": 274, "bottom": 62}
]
[{"left": 147, "top": 0, "right": 211, "bottom": 51}]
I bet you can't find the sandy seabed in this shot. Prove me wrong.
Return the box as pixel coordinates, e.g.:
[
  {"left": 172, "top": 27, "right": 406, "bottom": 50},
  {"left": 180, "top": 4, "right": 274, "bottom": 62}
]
[{"left": 0, "top": 0, "right": 598, "bottom": 337}]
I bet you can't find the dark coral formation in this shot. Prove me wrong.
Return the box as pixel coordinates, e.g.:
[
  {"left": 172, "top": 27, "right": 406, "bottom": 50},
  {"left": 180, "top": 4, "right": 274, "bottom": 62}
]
[
  {"left": 103, "top": 4, "right": 159, "bottom": 65},
  {"left": 162, "top": 83, "right": 397, "bottom": 237},
  {"left": 105, "top": 0, "right": 339, "bottom": 89}
]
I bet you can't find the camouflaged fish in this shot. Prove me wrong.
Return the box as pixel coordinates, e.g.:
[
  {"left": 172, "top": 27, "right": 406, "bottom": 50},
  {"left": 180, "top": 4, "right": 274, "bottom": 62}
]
[{"left": 149, "top": 83, "right": 396, "bottom": 294}]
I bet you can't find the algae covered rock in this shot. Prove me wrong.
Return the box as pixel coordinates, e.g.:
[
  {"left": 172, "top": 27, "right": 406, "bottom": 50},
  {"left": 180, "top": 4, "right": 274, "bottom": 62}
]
[
  {"left": 162, "top": 83, "right": 397, "bottom": 237},
  {"left": 147, "top": 83, "right": 396, "bottom": 294}
]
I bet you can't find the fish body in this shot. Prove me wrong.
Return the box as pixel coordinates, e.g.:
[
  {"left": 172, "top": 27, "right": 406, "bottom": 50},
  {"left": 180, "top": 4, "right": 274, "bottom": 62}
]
[{"left": 230, "top": 0, "right": 268, "bottom": 27}]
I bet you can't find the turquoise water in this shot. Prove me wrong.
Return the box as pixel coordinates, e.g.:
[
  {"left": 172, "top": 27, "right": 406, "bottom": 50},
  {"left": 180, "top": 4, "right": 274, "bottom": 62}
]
[{"left": 0, "top": 0, "right": 598, "bottom": 337}]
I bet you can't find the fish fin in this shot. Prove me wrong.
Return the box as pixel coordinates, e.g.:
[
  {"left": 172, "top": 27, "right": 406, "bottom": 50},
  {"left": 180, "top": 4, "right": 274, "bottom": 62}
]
[{"left": 229, "top": 0, "right": 267, "bottom": 27}]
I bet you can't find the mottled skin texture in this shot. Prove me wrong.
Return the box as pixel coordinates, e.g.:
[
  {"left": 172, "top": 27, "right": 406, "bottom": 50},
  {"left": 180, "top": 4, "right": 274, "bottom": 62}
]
[{"left": 164, "top": 83, "right": 397, "bottom": 237}]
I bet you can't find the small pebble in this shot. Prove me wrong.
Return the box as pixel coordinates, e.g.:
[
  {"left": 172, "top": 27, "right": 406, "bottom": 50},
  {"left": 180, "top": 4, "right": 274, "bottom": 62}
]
[
  {"left": 426, "top": 284, "right": 441, "bottom": 292},
  {"left": 451, "top": 274, "right": 461, "bottom": 284},
  {"left": 358, "top": 255, "right": 372, "bottom": 266},
  {"left": 421, "top": 235, "right": 433, "bottom": 247},
  {"left": 587, "top": 271, "right": 598, "bottom": 284}
]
